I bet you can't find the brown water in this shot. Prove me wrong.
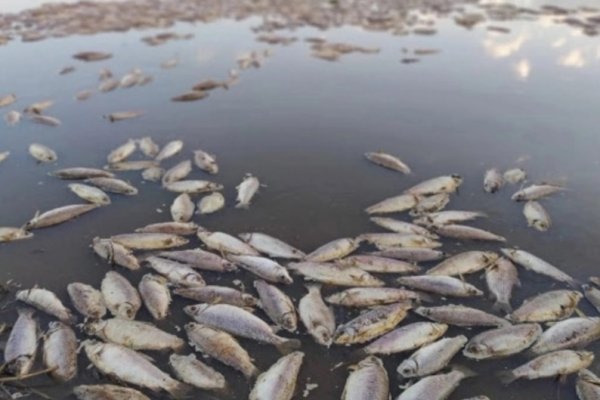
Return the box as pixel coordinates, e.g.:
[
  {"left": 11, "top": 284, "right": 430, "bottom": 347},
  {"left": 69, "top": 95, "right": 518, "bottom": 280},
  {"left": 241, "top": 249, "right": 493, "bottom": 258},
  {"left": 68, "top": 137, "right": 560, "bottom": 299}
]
[{"left": 1, "top": 0, "right": 600, "bottom": 399}]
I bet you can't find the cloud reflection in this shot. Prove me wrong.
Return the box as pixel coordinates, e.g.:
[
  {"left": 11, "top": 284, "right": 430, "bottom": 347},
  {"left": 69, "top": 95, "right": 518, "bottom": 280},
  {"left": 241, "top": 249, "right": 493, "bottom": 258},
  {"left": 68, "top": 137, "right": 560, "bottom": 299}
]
[
  {"left": 483, "top": 35, "right": 527, "bottom": 58},
  {"left": 559, "top": 49, "right": 585, "bottom": 68},
  {"left": 514, "top": 59, "right": 531, "bottom": 80}
]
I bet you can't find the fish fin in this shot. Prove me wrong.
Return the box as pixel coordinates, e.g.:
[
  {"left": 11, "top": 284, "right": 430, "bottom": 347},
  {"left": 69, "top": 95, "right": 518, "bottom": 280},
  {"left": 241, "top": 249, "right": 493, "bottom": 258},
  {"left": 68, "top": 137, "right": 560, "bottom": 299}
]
[
  {"left": 275, "top": 338, "right": 301, "bottom": 354},
  {"left": 492, "top": 301, "right": 512, "bottom": 314},
  {"left": 166, "top": 381, "right": 193, "bottom": 399},
  {"left": 497, "top": 370, "right": 517, "bottom": 385}
]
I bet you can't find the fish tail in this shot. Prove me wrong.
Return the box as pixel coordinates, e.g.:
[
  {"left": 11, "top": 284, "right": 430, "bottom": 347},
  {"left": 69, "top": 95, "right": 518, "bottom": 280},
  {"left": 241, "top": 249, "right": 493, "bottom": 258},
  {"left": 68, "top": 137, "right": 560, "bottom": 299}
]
[
  {"left": 275, "top": 338, "right": 301, "bottom": 354},
  {"left": 497, "top": 370, "right": 517, "bottom": 385},
  {"left": 244, "top": 365, "right": 261, "bottom": 380},
  {"left": 492, "top": 300, "right": 512, "bottom": 314},
  {"left": 166, "top": 381, "right": 192, "bottom": 399},
  {"left": 452, "top": 364, "right": 477, "bottom": 379}
]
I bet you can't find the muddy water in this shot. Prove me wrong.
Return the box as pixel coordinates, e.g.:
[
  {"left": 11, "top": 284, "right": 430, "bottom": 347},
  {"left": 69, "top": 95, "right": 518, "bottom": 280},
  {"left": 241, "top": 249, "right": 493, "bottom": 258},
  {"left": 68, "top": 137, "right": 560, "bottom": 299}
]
[{"left": 1, "top": 0, "right": 600, "bottom": 399}]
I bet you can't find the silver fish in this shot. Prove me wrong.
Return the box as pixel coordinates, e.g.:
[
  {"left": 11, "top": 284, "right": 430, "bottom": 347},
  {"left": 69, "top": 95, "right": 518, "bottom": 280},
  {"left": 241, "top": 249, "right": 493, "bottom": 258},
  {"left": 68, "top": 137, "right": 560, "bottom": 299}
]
[
  {"left": 144, "top": 256, "right": 206, "bottom": 287},
  {"left": 170, "top": 193, "right": 195, "bottom": 222},
  {"left": 427, "top": 251, "right": 498, "bottom": 276},
  {"left": 162, "top": 160, "right": 192, "bottom": 185},
  {"left": 155, "top": 140, "right": 183, "bottom": 161},
  {"left": 306, "top": 237, "right": 359, "bottom": 262},
  {"left": 249, "top": 352, "right": 304, "bottom": 400},
  {"left": 397, "top": 275, "right": 483, "bottom": 297},
  {"left": 369, "top": 217, "right": 436, "bottom": 237},
  {"left": 362, "top": 322, "right": 448, "bottom": 355},
  {"left": 110, "top": 162, "right": 156, "bottom": 173},
  {"left": 25, "top": 204, "right": 98, "bottom": 229},
  {"left": 30, "top": 114, "right": 62, "bottom": 126},
  {"left": 342, "top": 356, "right": 389, "bottom": 400},
  {"left": 413, "top": 210, "right": 487, "bottom": 226},
  {"left": 504, "top": 168, "right": 527, "bottom": 184},
  {"left": 69, "top": 183, "right": 111, "bottom": 205},
  {"left": 396, "top": 367, "right": 475, "bottom": 400},
  {"left": 29, "top": 143, "right": 57, "bottom": 162},
  {"left": 397, "top": 336, "right": 468, "bottom": 378},
  {"left": 583, "top": 284, "right": 600, "bottom": 314},
  {"left": 326, "top": 287, "right": 430, "bottom": 307},
  {"left": 359, "top": 233, "right": 441, "bottom": 249},
  {"left": 120, "top": 71, "right": 141, "bottom": 88},
  {"left": 4, "top": 110, "right": 21, "bottom": 126},
  {"left": 85, "top": 318, "right": 184, "bottom": 351},
  {"left": 334, "top": 303, "right": 411, "bottom": 345},
  {"left": 139, "top": 137, "right": 160, "bottom": 157},
  {"left": 365, "top": 152, "right": 411, "bottom": 174},
  {"left": 111, "top": 233, "right": 189, "bottom": 250},
  {"left": 289, "top": 262, "right": 384, "bottom": 287},
  {"left": 512, "top": 184, "right": 565, "bottom": 201},
  {"left": 158, "top": 248, "right": 237, "bottom": 272},
  {"left": 107, "top": 139, "right": 137, "bottom": 164},
  {"left": 229, "top": 255, "right": 293, "bottom": 284},
  {"left": 405, "top": 174, "right": 463, "bottom": 195},
  {"left": 92, "top": 237, "right": 140, "bottom": 270},
  {"left": 141, "top": 166, "right": 164, "bottom": 181},
  {"left": 431, "top": 224, "right": 506, "bottom": 242},
  {"left": 193, "top": 149, "right": 219, "bottom": 174},
  {"left": 43, "top": 321, "right": 77, "bottom": 382},
  {"left": 0, "top": 227, "right": 33, "bottom": 243},
  {"left": 483, "top": 168, "right": 504, "bottom": 193},
  {"left": 509, "top": 290, "right": 582, "bottom": 323},
  {"left": 531, "top": 317, "right": 600, "bottom": 354},
  {"left": 197, "top": 192, "right": 225, "bottom": 214},
  {"left": 523, "top": 201, "right": 551, "bottom": 231},
  {"left": 73, "top": 384, "right": 150, "bottom": 400},
  {"left": 5, "top": 308, "right": 38, "bottom": 376},
  {"left": 576, "top": 369, "right": 600, "bottom": 400},
  {"left": 67, "top": 282, "right": 106, "bottom": 319},
  {"left": 410, "top": 193, "right": 450, "bottom": 215},
  {"left": 298, "top": 284, "right": 335, "bottom": 346},
  {"left": 463, "top": 323, "right": 542, "bottom": 360},
  {"left": 370, "top": 248, "right": 446, "bottom": 262},
  {"left": 500, "top": 248, "right": 577, "bottom": 287},
  {"left": 365, "top": 194, "right": 418, "bottom": 214},
  {"left": 164, "top": 179, "right": 223, "bottom": 194},
  {"left": 499, "top": 350, "right": 593, "bottom": 384},
  {"left": 169, "top": 353, "right": 226, "bottom": 391},
  {"left": 0, "top": 93, "right": 17, "bottom": 107},
  {"left": 16, "top": 288, "right": 74, "bottom": 323},
  {"left": 236, "top": 173, "right": 260, "bottom": 208},
  {"left": 75, "top": 90, "right": 93, "bottom": 101},
  {"left": 486, "top": 257, "right": 520, "bottom": 313},
  {"left": 415, "top": 305, "right": 509, "bottom": 327},
  {"left": 255, "top": 280, "right": 297, "bottom": 332},
  {"left": 338, "top": 255, "right": 421, "bottom": 274},
  {"left": 101, "top": 271, "right": 142, "bottom": 320},
  {"left": 135, "top": 222, "right": 199, "bottom": 236},
  {"left": 98, "top": 78, "right": 119, "bottom": 92},
  {"left": 52, "top": 167, "right": 114, "bottom": 179},
  {"left": 197, "top": 231, "right": 260, "bottom": 255},
  {"left": 239, "top": 232, "right": 305, "bottom": 259},
  {"left": 174, "top": 286, "right": 257, "bottom": 308},
  {"left": 104, "top": 111, "right": 144, "bottom": 122},
  {"left": 139, "top": 274, "right": 171, "bottom": 320},
  {"left": 85, "top": 177, "right": 138, "bottom": 195}
]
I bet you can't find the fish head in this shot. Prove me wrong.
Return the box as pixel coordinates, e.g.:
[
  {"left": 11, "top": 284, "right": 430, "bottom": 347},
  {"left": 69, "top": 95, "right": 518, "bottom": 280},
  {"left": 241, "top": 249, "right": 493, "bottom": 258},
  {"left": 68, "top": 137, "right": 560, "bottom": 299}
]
[
  {"left": 464, "top": 343, "right": 488, "bottom": 357},
  {"left": 482, "top": 252, "right": 500, "bottom": 263},
  {"left": 397, "top": 359, "right": 418, "bottom": 378},
  {"left": 183, "top": 273, "right": 205, "bottom": 287},
  {"left": 313, "top": 326, "right": 333, "bottom": 347},
  {"left": 7, "top": 355, "right": 34, "bottom": 376},
  {"left": 184, "top": 304, "right": 208, "bottom": 317},
  {"left": 414, "top": 307, "right": 430, "bottom": 317},
  {"left": 82, "top": 321, "right": 103, "bottom": 336},
  {"left": 117, "top": 303, "right": 137, "bottom": 320},
  {"left": 241, "top": 294, "right": 258, "bottom": 307},
  {"left": 578, "top": 351, "right": 595, "bottom": 365},
  {"left": 451, "top": 174, "right": 463, "bottom": 185},
  {"left": 278, "top": 271, "right": 294, "bottom": 285},
  {"left": 282, "top": 313, "right": 297, "bottom": 331}
]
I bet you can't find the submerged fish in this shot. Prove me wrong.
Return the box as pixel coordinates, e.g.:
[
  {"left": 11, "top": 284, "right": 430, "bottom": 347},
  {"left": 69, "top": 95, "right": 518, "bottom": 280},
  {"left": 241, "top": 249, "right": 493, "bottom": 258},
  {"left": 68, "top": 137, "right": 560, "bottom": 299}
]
[
  {"left": 4, "top": 110, "right": 21, "bottom": 126},
  {"left": 139, "top": 137, "right": 160, "bottom": 157},
  {"left": 104, "top": 111, "right": 143, "bottom": 122},
  {"left": 52, "top": 167, "right": 114, "bottom": 180},
  {"left": 73, "top": 51, "right": 112, "bottom": 61},
  {"left": 504, "top": 168, "right": 527, "bottom": 184},
  {"left": 85, "top": 177, "right": 138, "bottom": 195},
  {"left": 576, "top": 369, "right": 600, "bottom": 400},
  {"left": 0, "top": 93, "right": 17, "bottom": 107},
  {"left": 29, "top": 114, "right": 62, "bottom": 126}
]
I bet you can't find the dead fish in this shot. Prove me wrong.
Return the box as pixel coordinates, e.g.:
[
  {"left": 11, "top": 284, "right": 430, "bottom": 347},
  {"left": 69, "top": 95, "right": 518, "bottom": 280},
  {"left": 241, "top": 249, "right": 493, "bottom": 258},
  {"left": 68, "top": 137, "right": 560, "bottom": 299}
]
[
  {"left": 463, "top": 323, "right": 542, "bottom": 360},
  {"left": 342, "top": 356, "right": 389, "bottom": 400},
  {"left": 504, "top": 168, "right": 527, "bottom": 184},
  {"left": 158, "top": 248, "right": 237, "bottom": 272},
  {"left": 306, "top": 237, "right": 359, "bottom": 262},
  {"left": 135, "top": 222, "right": 199, "bottom": 236},
  {"left": 59, "top": 66, "right": 75, "bottom": 75},
  {"left": 498, "top": 350, "right": 593, "bottom": 384},
  {"left": 67, "top": 282, "right": 106, "bottom": 320},
  {"left": 289, "top": 262, "right": 384, "bottom": 287},
  {"left": 397, "top": 275, "right": 483, "bottom": 297},
  {"left": 405, "top": 175, "right": 463, "bottom": 195},
  {"left": 144, "top": 256, "right": 206, "bottom": 287},
  {"left": 365, "top": 194, "right": 418, "bottom": 214},
  {"left": 83, "top": 341, "right": 188, "bottom": 396},
  {"left": 397, "top": 336, "right": 468, "bottom": 378},
  {"left": 523, "top": 201, "right": 551, "bottom": 231},
  {"left": 169, "top": 354, "right": 226, "bottom": 391},
  {"left": 85, "top": 177, "right": 138, "bottom": 195},
  {"left": 185, "top": 322, "right": 259, "bottom": 379},
  {"left": 85, "top": 318, "right": 184, "bottom": 351},
  {"left": 162, "top": 160, "right": 192, "bottom": 185},
  {"left": 155, "top": 140, "right": 183, "bottom": 161},
  {"left": 337, "top": 255, "right": 421, "bottom": 274},
  {"left": 415, "top": 305, "right": 510, "bottom": 327},
  {"left": 512, "top": 184, "right": 565, "bottom": 201},
  {"left": 68, "top": 183, "right": 111, "bottom": 205},
  {"left": 92, "top": 237, "right": 140, "bottom": 270},
  {"left": 142, "top": 166, "right": 165, "bottom": 181},
  {"left": 30, "top": 114, "right": 62, "bottom": 126},
  {"left": 576, "top": 369, "right": 600, "bottom": 400},
  {"left": 192, "top": 80, "right": 228, "bottom": 91},
  {"left": 431, "top": 224, "right": 506, "bottom": 242},
  {"left": 4, "top": 110, "right": 21, "bottom": 126},
  {"left": 326, "top": 287, "right": 430, "bottom": 307},
  {"left": 410, "top": 193, "right": 450, "bottom": 215},
  {"left": 334, "top": 303, "right": 411, "bottom": 345},
  {"left": 197, "top": 192, "right": 225, "bottom": 214},
  {"left": 413, "top": 210, "right": 487, "bottom": 226},
  {"left": 193, "top": 149, "right": 219, "bottom": 174},
  {"left": 0, "top": 93, "right": 17, "bottom": 107},
  {"left": 369, "top": 217, "right": 436, "bottom": 237},
  {"left": 359, "top": 233, "right": 441, "bottom": 249},
  {"left": 16, "top": 287, "right": 74, "bottom": 323},
  {"left": 236, "top": 173, "right": 260, "bottom": 208},
  {"left": 500, "top": 248, "right": 577, "bottom": 287},
  {"left": 106, "top": 160, "right": 159, "bottom": 171},
  {"left": 25, "top": 204, "right": 98, "bottom": 229},
  {"left": 139, "top": 274, "right": 171, "bottom": 320},
  {"left": 197, "top": 231, "right": 260, "bottom": 255},
  {"left": 583, "top": 284, "right": 600, "bottom": 313},
  {"left": 161, "top": 58, "right": 179, "bottom": 69},
  {"left": 101, "top": 271, "right": 142, "bottom": 320},
  {"left": 139, "top": 137, "right": 160, "bottom": 157},
  {"left": 73, "top": 384, "right": 150, "bottom": 400},
  {"left": 0, "top": 151, "right": 9, "bottom": 163},
  {"left": 164, "top": 179, "right": 223, "bottom": 193},
  {"left": 52, "top": 167, "right": 114, "bottom": 179},
  {"left": 172, "top": 91, "right": 209, "bottom": 102},
  {"left": 184, "top": 303, "right": 301, "bottom": 354},
  {"left": 228, "top": 255, "right": 293, "bottom": 284},
  {"left": 299, "top": 284, "right": 335, "bottom": 346},
  {"left": 104, "top": 111, "right": 143, "bottom": 122},
  {"left": 43, "top": 321, "right": 78, "bottom": 382},
  {"left": 427, "top": 251, "right": 498, "bottom": 276},
  {"left": 249, "top": 352, "right": 304, "bottom": 400},
  {"left": 509, "top": 290, "right": 582, "bottom": 323},
  {"left": 486, "top": 257, "right": 520, "bottom": 313},
  {"left": 239, "top": 232, "right": 305, "bottom": 259},
  {"left": 396, "top": 367, "right": 476, "bottom": 399},
  {"left": 483, "top": 168, "right": 504, "bottom": 193},
  {"left": 24, "top": 99, "right": 54, "bottom": 114},
  {"left": 73, "top": 51, "right": 112, "bottom": 61},
  {"left": 5, "top": 308, "right": 38, "bottom": 377},
  {"left": 370, "top": 248, "right": 446, "bottom": 262},
  {"left": 120, "top": 71, "right": 141, "bottom": 88},
  {"left": 107, "top": 139, "right": 137, "bottom": 164},
  {"left": 170, "top": 193, "right": 195, "bottom": 222},
  {"left": 0, "top": 227, "right": 33, "bottom": 243},
  {"left": 75, "top": 90, "right": 93, "bottom": 101},
  {"left": 361, "top": 322, "right": 448, "bottom": 355},
  {"left": 174, "top": 286, "right": 257, "bottom": 308},
  {"left": 98, "top": 78, "right": 119, "bottom": 92},
  {"left": 255, "top": 280, "right": 297, "bottom": 332},
  {"left": 365, "top": 152, "right": 411, "bottom": 174},
  {"left": 531, "top": 317, "right": 600, "bottom": 354}
]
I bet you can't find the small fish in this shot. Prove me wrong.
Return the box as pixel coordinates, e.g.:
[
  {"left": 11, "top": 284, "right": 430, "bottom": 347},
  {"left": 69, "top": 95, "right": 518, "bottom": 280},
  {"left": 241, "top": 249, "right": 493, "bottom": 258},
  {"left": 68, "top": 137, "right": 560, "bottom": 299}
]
[
  {"left": 174, "top": 286, "right": 257, "bottom": 308},
  {"left": 158, "top": 248, "right": 237, "bottom": 272},
  {"left": 73, "top": 384, "right": 150, "bottom": 400},
  {"left": 172, "top": 90, "right": 209, "bottom": 102},
  {"left": 30, "top": 114, "right": 62, "bottom": 126},
  {"left": 405, "top": 174, "right": 463, "bottom": 195},
  {"left": 396, "top": 367, "right": 475, "bottom": 399},
  {"left": 504, "top": 168, "right": 527, "bottom": 184},
  {"left": 289, "top": 262, "right": 384, "bottom": 287},
  {"left": 92, "top": 237, "right": 140, "bottom": 270},
  {"left": 413, "top": 210, "right": 487, "bottom": 226},
  {"left": 369, "top": 217, "right": 436, "bottom": 237},
  {"left": 255, "top": 280, "right": 297, "bottom": 332},
  {"left": 98, "top": 78, "right": 119, "bottom": 92},
  {"left": 164, "top": 179, "right": 223, "bottom": 193},
  {"left": 531, "top": 317, "right": 600, "bottom": 354},
  {"left": 397, "top": 336, "right": 467, "bottom": 378},
  {"left": 0, "top": 93, "right": 17, "bottom": 107},
  {"left": 120, "top": 71, "right": 141, "bottom": 88},
  {"left": 370, "top": 248, "right": 446, "bottom": 262},
  {"left": 0, "top": 227, "right": 33, "bottom": 243},
  {"left": 5, "top": 110, "right": 21, "bottom": 126},
  {"left": 5, "top": 308, "right": 38, "bottom": 376},
  {"left": 365, "top": 193, "right": 418, "bottom": 214},
  {"left": 426, "top": 251, "right": 498, "bottom": 276},
  {"left": 24, "top": 99, "right": 54, "bottom": 114},
  {"left": 236, "top": 173, "right": 260, "bottom": 208},
  {"left": 43, "top": 322, "right": 78, "bottom": 382},
  {"left": 25, "top": 204, "right": 98, "bottom": 229},
  {"left": 104, "top": 111, "right": 143, "bottom": 122},
  {"left": 106, "top": 160, "right": 159, "bottom": 171},
  {"left": 583, "top": 284, "right": 600, "bottom": 313},
  {"left": 359, "top": 233, "right": 441, "bottom": 249},
  {"left": 512, "top": 184, "right": 565, "bottom": 201},
  {"left": 342, "top": 356, "right": 389, "bottom": 400},
  {"left": 306, "top": 237, "right": 359, "bottom": 262},
  {"left": 410, "top": 193, "right": 450, "bottom": 215},
  {"left": 334, "top": 303, "right": 411, "bottom": 345},
  {"left": 509, "top": 290, "right": 582, "bottom": 323},
  {"left": 523, "top": 201, "right": 551, "bottom": 231},
  {"left": 52, "top": 167, "right": 114, "bottom": 179},
  {"left": 326, "top": 287, "right": 430, "bottom": 307},
  {"left": 16, "top": 287, "right": 74, "bottom": 323},
  {"left": 197, "top": 231, "right": 260, "bottom": 255},
  {"left": 365, "top": 152, "right": 411, "bottom": 174},
  {"left": 415, "top": 305, "right": 510, "bottom": 327},
  {"left": 107, "top": 139, "right": 137, "bottom": 164},
  {"left": 142, "top": 166, "right": 165, "bottom": 181},
  {"left": 155, "top": 140, "right": 183, "bottom": 161},
  {"left": 163, "top": 160, "right": 193, "bottom": 185},
  {"left": 239, "top": 232, "right": 305, "bottom": 259},
  {"left": 144, "top": 256, "right": 206, "bottom": 287},
  {"left": 193, "top": 149, "right": 219, "bottom": 174},
  {"left": 501, "top": 248, "right": 577, "bottom": 287},
  {"left": 73, "top": 51, "right": 112, "bottom": 61},
  {"left": 169, "top": 354, "right": 226, "bottom": 391},
  {"left": 86, "top": 177, "right": 138, "bottom": 195},
  {"left": 576, "top": 369, "right": 600, "bottom": 400},
  {"left": 101, "top": 271, "right": 142, "bottom": 319},
  {"left": 135, "top": 222, "right": 199, "bottom": 236},
  {"left": 75, "top": 90, "right": 93, "bottom": 101},
  {"left": 298, "top": 284, "right": 335, "bottom": 346},
  {"left": 486, "top": 257, "right": 520, "bottom": 313},
  {"left": 85, "top": 318, "right": 184, "bottom": 351},
  {"left": 139, "top": 136, "right": 160, "bottom": 157},
  {"left": 69, "top": 183, "right": 111, "bottom": 205},
  {"left": 170, "top": 193, "right": 195, "bottom": 222},
  {"left": 463, "top": 323, "right": 542, "bottom": 360},
  {"left": 192, "top": 80, "right": 228, "bottom": 91},
  {"left": 361, "top": 322, "right": 448, "bottom": 355},
  {"left": 397, "top": 275, "right": 483, "bottom": 297},
  {"left": 249, "top": 352, "right": 304, "bottom": 400},
  {"left": 483, "top": 168, "right": 504, "bottom": 193},
  {"left": 498, "top": 350, "right": 593, "bottom": 384},
  {"left": 0, "top": 151, "right": 9, "bottom": 163},
  {"left": 337, "top": 255, "right": 421, "bottom": 274},
  {"left": 228, "top": 255, "right": 293, "bottom": 284},
  {"left": 139, "top": 274, "right": 171, "bottom": 320},
  {"left": 197, "top": 192, "right": 225, "bottom": 214},
  {"left": 67, "top": 282, "right": 106, "bottom": 320},
  {"left": 431, "top": 224, "right": 506, "bottom": 242}
]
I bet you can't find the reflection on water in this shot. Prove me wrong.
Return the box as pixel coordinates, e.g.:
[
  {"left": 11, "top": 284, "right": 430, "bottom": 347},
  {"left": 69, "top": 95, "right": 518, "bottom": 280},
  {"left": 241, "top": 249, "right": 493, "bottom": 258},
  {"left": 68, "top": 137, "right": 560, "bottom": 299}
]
[{"left": 1, "top": 0, "right": 600, "bottom": 399}]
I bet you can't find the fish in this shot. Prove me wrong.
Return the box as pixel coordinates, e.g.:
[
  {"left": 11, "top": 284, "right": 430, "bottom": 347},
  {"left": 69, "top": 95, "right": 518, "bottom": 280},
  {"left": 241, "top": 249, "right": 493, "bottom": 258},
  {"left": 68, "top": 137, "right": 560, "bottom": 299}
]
[
  {"left": 523, "top": 201, "right": 551, "bottom": 231},
  {"left": 410, "top": 193, "right": 450, "bottom": 215},
  {"left": 397, "top": 275, "right": 483, "bottom": 297},
  {"left": 508, "top": 290, "right": 582, "bottom": 323},
  {"left": 498, "top": 350, "right": 593, "bottom": 384},
  {"left": 107, "top": 139, "right": 137, "bottom": 163},
  {"left": 16, "top": 288, "right": 74, "bottom": 323},
  {"left": 111, "top": 233, "right": 189, "bottom": 250},
  {"left": 369, "top": 217, "right": 436, "bottom": 237},
  {"left": 463, "top": 324, "right": 542, "bottom": 360},
  {"left": 364, "top": 152, "right": 411, "bottom": 174},
  {"left": 337, "top": 255, "right": 421, "bottom": 274},
  {"left": 305, "top": 238, "right": 359, "bottom": 262},
  {"left": 155, "top": 140, "right": 183, "bottom": 161},
  {"left": 184, "top": 303, "right": 301, "bottom": 353},
  {"left": 158, "top": 248, "right": 237, "bottom": 272},
  {"left": 43, "top": 322, "right": 78, "bottom": 382},
  {"left": 120, "top": 71, "right": 141, "bottom": 88},
  {"left": 69, "top": 183, "right": 111, "bottom": 205},
  {"left": 29, "top": 114, "right": 62, "bottom": 126},
  {"left": 239, "top": 232, "right": 305, "bottom": 259},
  {"left": 530, "top": 317, "right": 600, "bottom": 354},
  {"left": 52, "top": 167, "right": 114, "bottom": 179},
  {"left": 135, "top": 222, "right": 199, "bottom": 236},
  {"left": 192, "top": 80, "right": 228, "bottom": 91},
  {"left": 85, "top": 177, "right": 138, "bottom": 195},
  {"left": 512, "top": 184, "right": 565, "bottom": 201},
  {"left": 101, "top": 271, "right": 142, "bottom": 320},
  {"left": 4, "top": 308, "right": 38, "bottom": 376},
  {"left": 254, "top": 280, "right": 297, "bottom": 332},
  {"left": 144, "top": 256, "right": 206, "bottom": 287},
  {"left": 396, "top": 367, "right": 476, "bottom": 400},
  {"left": 75, "top": 90, "right": 93, "bottom": 101},
  {"left": 142, "top": 166, "right": 165, "bottom": 181},
  {"left": 164, "top": 179, "right": 224, "bottom": 193},
  {"left": 139, "top": 137, "right": 160, "bottom": 157},
  {"left": 174, "top": 286, "right": 257, "bottom": 308},
  {"left": 24, "top": 99, "right": 54, "bottom": 114},
  {"left": 414, "top": 305, "right": 510, "bottom": 327},
  {"left": 426, "top": 251, "right": 499, "bottom": 276},
  {"left": 98, "top": 78, "right": 119, "bottom": 92},
  {"left": 28, "top": 143, "right": 57, "bottom": 162},
  {"left": 104, "top": 111, "right": 143, "bottom": 122},
  {"left": 162, "top": 160, "right": 193, "bottom": 185},
  {"left": 185, "top": 322, "right": 259, "bottom": 379},
  {"left": 359, "top": 233, "right": 441, "bottom": 249},
  {"left": 326, "top": 287, "right": 430, "bottom": 307},
  {"left": 483, "top": 168, "right": 504, "bottom": 193},
  {"left": 334, "top": 303, "right": 411, "bottom": 345},
  {"left": 0, "top": 151, "right": 9, "bottom": 163},
  {"left": 92, "top": 237, "right": 140, "bottom": 270},
  {"left": 4, "top": 110, "right": 21, "bottom": 126},
  {"left": 370, "top": 248, "right": 447, "bottom": 262},
  {"left": 83, "top": 341, "right": 188, "bottom": 396},
  {"left": 161, "top": 58, "right": 179, "bottom": 69},
  {"left": 236, "top": 173, "right": 260, "bottom": 208},
  {"left": 583, "top": 284, "right": 600, "bottom": 313},
  {"left": 193, "top": 149, "right": 219, "bottom": 174},
  {"left": 0, "top": 227, "right": 33, "bottom": 243},
  {"left": 139, "top": 274, "right": 171, "bottom": 320},
  {"left": 431, "top": 224, "right": 506, "bottom": 242},
  {"left": 197, "top": 231, "right": 260, "bottom": 255},
  {"left": 73, "top": 384, "right": 150, "bottom": 400},
  {"left": 486, "top": 257, "right": 520, "bottom": 313},
  {"left": 0, "top": 93, "right": 17, "bottom": 107},
  {"left": 67, "top": 282, "right": 106, "bottom": 320},
  {"left": 504, "top": 168, "right": 527, "bottom": 184},
  {"left": 85, "top": 318, "right": 184, "bottom": 351},
  {"left": 289, "top": 262, "right": 384, "bottom": 287},
  {"left": 172, "top": 90, "right": 209, "bottom": 102},
  {"left": 365, "top": 194, "right": 418, "bottom": 214},
  {"left": 169, "top": 354, "right": 226, "bottom": 391},
  {"left": 298, "top": 285, "right": 335, "bottom": 346},
  {"left": 170, "top": 193, "right": 195, "bottom": 222},
  {"left": 405, "top": 174, "right": 463, "bottom": 195},
  {"left": 397, "top": 336, "right": 468, "bottom": 378},
  {"left": 228, "top": 255, "right": 293, "bottom": 284},
  {"left": 342, "top": 356, "right": 389, "bottom": 400},
  {"left": 197, "top": 192, "right": 225, "bottom": 214},
  {"left": 249, "top": 352, "right": 304, "bottom": 400},
  {"left": 361, "top": 322, "right": 448, "bottom": 355},
  {"left": 576, "top": 369, "right": 600, "bottom": 400},
  {"left": 500, "top": 248, "right": 577, "bottom": 286},
  {"left": 73, "top": 51, "right": 112, "bottom": 61},
  {"left": 413, "top": 210, "right": 487, "bottom": 226}
]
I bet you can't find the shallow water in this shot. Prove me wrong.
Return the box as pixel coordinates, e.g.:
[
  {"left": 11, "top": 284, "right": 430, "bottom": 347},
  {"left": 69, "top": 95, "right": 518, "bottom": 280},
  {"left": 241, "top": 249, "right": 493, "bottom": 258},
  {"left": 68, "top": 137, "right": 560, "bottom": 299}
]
[{"left": 1, "top": 0, "right": 600, "bottom": 399}]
